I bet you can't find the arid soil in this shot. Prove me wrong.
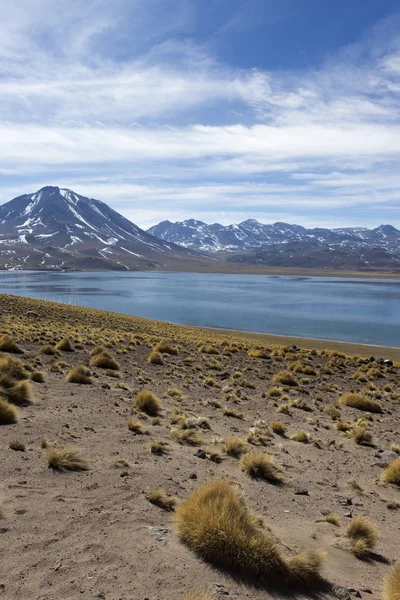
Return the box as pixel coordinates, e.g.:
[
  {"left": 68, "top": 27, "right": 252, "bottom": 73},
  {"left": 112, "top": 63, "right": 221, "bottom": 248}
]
[{"left": 0, "top": 294, "right": 399, "bottom": 600}]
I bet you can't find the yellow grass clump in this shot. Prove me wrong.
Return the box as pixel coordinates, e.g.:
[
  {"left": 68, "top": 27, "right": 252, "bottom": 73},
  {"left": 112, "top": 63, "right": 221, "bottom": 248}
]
[
  {"left": 154, "top": 340, "right": 178, "bottom": 355},
  {"left": 381, "top": 458, "right": 400, "bottom": 486},
  {"left": 248, "top": 349, "right": 270, "bottom": 359},
  {"left": 135, "top": 390, "right": 161, "bottom": 416},
  {"left": 0, "top": 398, "right": 18, "bottom": 424},
  {"left": 270, "top": 421, "right": 286, "bottom": 436},
  {"left": 55, "top": 336, "right": 74, "bottom": 352},
  {"left": 347, "top": 515, "right": 378, "bottom": 558},
  {"left": 66, "top": 364, "right": 92, "bottom": 384},
  {"left": 176, "top": 480, "right": 324, "bottom": 584},
  {"left": 0, "top": 375, "right": 32, "bottom": 406},
  {"left": 46, "top": 447, "right": 89, "bottom": 472},
  {"left": 241, "top": 451, "right": 284, "bottom": 483},
  {"left": 146, "top": 489, "right": 178, "bottom": 511},
  {"left": 352, "top": 426, "right": 373, "bottom": 446},
  {"left": 147, "top": 351, "right": 163, "bottom": 365},
  {"left": 339, "top": 392, "right": 382, "bottom": 413},
  {"left": 0, "top": 355, "right": 28, "bottom": 380},
  {"left": 9, "top": 440, "right": 25, "bottom": 451},
  {"left": 290, "top": 431, "right": 309, "bottom": 444},
  {"left": 172, "top": 428, "right": 202, "bottom": 446},
  {"left": 222, "top": 437, "right": 248, "bottom": 458},
  {"left": 272, "top": 371, "right": 299, "bottom": 387},
  {"left": 0, "top": 334, "right": 23, "bottom": 354},
  {"left": 127, "top": 418, "right": 143, "bottom": 433},
  {"left": 384, "top": 562, "right": 400, "bottom": 600},
  {"left": 90, "top": 351, "right": 119, "bottom": 370},
  {"left": 40, "top": 344, "right": 58, "bottom": 355},
  {"left": 31, "top": 371, "right": 45, "bottom": 383}
]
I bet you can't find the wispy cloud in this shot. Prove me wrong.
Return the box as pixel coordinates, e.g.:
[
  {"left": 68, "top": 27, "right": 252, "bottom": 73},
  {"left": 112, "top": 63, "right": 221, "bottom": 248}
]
[{"left": 1, "top": 1, "right": 400, "bottom": 228}]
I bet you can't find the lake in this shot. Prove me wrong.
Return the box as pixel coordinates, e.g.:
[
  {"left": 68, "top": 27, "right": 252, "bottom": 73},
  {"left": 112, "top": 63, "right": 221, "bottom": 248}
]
[{"left": 0, "top": 270, "right": 399, "bottom": 347}]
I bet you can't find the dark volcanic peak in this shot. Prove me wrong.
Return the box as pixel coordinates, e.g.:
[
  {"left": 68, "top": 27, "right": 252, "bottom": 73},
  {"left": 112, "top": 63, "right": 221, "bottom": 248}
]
[{"left": 0, "top": 187, "right": 206, "bottom": 271}]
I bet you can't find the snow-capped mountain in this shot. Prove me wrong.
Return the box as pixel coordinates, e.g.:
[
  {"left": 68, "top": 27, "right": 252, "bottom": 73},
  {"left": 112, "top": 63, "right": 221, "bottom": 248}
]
[
  {"left": 0, "top": 187, "right": 206, "bottom": 270},
  {"left": 148, "top": 218, "right": 400, "bottom": 253}
]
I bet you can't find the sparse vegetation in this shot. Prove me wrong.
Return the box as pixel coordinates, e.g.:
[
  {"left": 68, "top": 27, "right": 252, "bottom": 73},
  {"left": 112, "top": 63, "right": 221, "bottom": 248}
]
[
  {"left": 381, "top": 458, "right": 400, "bottom": 486},
  {"left": 66, "top": 364, "right": 92, "bottom": 384},
  {"left": 222, "top": 437, "right": 248, "bottom": 458},
  {"left": 272, "top": 370, "right": 299, "bottom": 387},
  {"left": 383, "top": 562, "right": 400, "bottom": 600},
  {"left": 241, "top": 451, "right": 284, "bottom": 482},
  {"left": 146, "top": 489, "right": 177, "bottom": 511},
  {"left": 347, "top": 515, "right": 378, "bottom": 558},
  {"left": 290, "top": 430, "right": 309, "bottom": 443},
  {"left": 46, "top": 447, "right": 89, "bottom": 472},
  {"left": 0, "top": 398, "right": 18, "bottom": 424},
  {"left": 8, "top": 439, "right": 25, "bottom": 451},
  {"left": 339, "top": 392, "right": 382, "bottom": 413},
  {"left": 135, "top": 390, "right": 161, "bottom": 416}
]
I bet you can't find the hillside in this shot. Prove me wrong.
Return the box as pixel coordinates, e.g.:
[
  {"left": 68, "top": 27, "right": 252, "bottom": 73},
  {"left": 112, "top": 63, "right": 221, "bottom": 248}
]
[{"left": 0, "top": 295, "right": 399, "bottom": 600}]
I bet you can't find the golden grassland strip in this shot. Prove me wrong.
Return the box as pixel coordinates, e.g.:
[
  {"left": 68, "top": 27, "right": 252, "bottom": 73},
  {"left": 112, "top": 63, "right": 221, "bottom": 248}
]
[{"left": 1, "top": 293, "right": 399, "bottom": 362}]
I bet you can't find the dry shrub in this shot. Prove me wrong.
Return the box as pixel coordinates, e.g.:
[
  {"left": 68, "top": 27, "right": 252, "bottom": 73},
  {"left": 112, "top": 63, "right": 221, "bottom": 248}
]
[
  {"left": 223, "top": 407, "right": 244, "bottom": 419},
  {"left": 46, "top": 447, "right": 89, "bottom": 472},
  {"left": 339, "top": 392, "right": 382, "bottom": 413},
  {"left": 290, "top": 431, "right": 309, "bottom": 444},
  {"left": 352, "top": 426, "right": 373, "bottom": 446},
  {"left": 0, "top": 335, "right": 23, "bottom": 354},
  {"left": 176, "top": 480, "right": 324, "bottom": 584},
  {"left": 90, "top": 346, "right": 106, "bottom": 356},
  {"left": 272, "top": 371, "right": 299, "bottom": 387},
  {"left": 199, "top": 345, "right": 219, "bottom": 355},
  {"left": 146, "top": 489, "right": 177, "bottom": 511},
  {"left": 347, "top": 515, "right": 378, "bottom": 558},
  {"left": 147, "top": 351, "right": 163, "bottom": 365},
  {"left": 90, "top": 351, "right": 119, "bottom": 370},
  {"left": 127, "top": 418, "right": 143, "bottom": 433},
  {"left": 316, "top": 514, "right": 341, "bottom": 527},
  {"left": 0, "top": 397, "right": 18, "bottom": 424},
  {"left": 241, "top": 451, "right": 284, "bottom": 483},
  {"left": 135, "top": 390, "right": 161, "bottom": 416},
  {"left": 0, "top": 355, "right": 28, "bottom": 380},
  {"left": 381, "top": 458, "right": 400, "bottom": 486},
  {"left": 154, "top": 340, "right": 178, "bottom": 355},
  {"left": 267, "top": 387, "right": 282, "bottom": 398},
  {"left": 270, "top": 422, "right": 286, "bottom": 436},
  {"left": 150, "top": 441, "right": 170, "bottom": 455},
  {"left": 0, "top": 375, "right": 32, "bottom": 406},
  {"left": 9, "top": 440, "right": 25, "bottom": 451},
  {"left": 172, "top": 428, "right": 202, "bottom": 446},
  {"left": 223, "top": 437, "right": 248, "bottom": 458},
  {"left": 66, "top": 365, "right": 92, "bottom": 384},
  {"left": 248, "top": 349, "right": 270, "bottom": 359},
  {"left": 323, "top": 405, "right": 341, "bottom": 420},
  {"left": 40, "top": 344, "right": 58, "bottom": 355},
  {"left": 55, "top": 336, "right": 74, "bottom": 352},
  {"left": 31, "top": 371, "right": 45, "bottom": 383},
  {"left": 384, "top": 562, "right": 400, "bottom": 600}
]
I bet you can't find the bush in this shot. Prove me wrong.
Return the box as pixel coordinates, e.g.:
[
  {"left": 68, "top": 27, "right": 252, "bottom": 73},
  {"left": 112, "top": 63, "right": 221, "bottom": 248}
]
[
  {"left": 241, "top": 451, "right": 284, "bottom": 483},
  {"left": 90, "top": 351, "right": 119, "bottom": 370},
  {"left": 172, "top": 428, "right": 202, "bottom": 446},
  {"left": 146, "top": 489, "right": 177, "bottom": 511},
  {"left": 290, "top": 431, "right": 309, "bottom": 444},
  {"left": 66, "top": 365, "right": 92, "bottom": 384},
  {"left": 199, "top": 345, "right": 219, "bottom": 355},
  {"left": 46, "top": 447, "right": 89, "bottom": 472},
  {"left": 270, "top": 422, "right": 286, "bottom": 436},
  {"left": 339, "top": 392, "right": 382, "bottom": 413},
  {"left": 40, "top": 345, "right": 58, "bottom": 355},
  {"left": 0, "top": 355, "right": 28, "bottom": 380},
  {"left": 384, "top": 562, "right": 400, "bottom": 600},
  {"left": 352, "top": 426, "right": 373, "bottom": 446},
  {"left": 381, "top": 458, "right": 400, "bottom": 486},
  {"left": 9, "top": 440, "right": 25, "bottom": 451},
  {"left": 31, "top": 371, "right": 45, "bottom": 383},
  {"left": 154, "top": 340, "right": 178, "bottom": 355},
  {"left": 0, "top": 335, "right": 23, "bottom": 354},
  {"left": 272, "top": 371, "right": 299, "bottom": 387},
  {"left": 55, "top": 337, "right": 74, "bottom": 352},
  {"left": 135, "top": 390, "right": 161, "bottom": 416},
  {"left": 222, "top": 437, "right": 248, "bottom": 458},
  {"left": 176, "top": 480, "right": 323, "bottom": 583},
  {"left": 347, "top": 515, "right": 378, "bottom": 558},
  {"left": 0, "top": 398, "right": 18, "bottom": 425},
  {"left": 248, "top": 349, "right": 270, "bottom": 359},
  {"left": 147, "top": 351, "right": 163, "bottom": 365},
  {"left": 0, "top": 375, "right": 32, "bottom": 405}
]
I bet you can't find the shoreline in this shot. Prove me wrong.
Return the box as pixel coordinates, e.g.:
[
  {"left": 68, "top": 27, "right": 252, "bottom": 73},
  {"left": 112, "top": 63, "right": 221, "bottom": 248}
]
[{"left": 1, "top": 293, "right": 399, "bottom": 361}]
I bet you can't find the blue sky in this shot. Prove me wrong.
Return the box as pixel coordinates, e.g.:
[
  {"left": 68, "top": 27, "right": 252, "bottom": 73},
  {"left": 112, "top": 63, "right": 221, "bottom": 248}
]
[{"left": 1, "top": 0, "right": 400, "bottom": 229}]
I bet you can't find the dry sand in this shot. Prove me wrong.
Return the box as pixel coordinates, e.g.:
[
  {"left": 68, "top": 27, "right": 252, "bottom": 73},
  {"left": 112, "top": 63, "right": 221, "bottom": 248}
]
[{"left": 0, "top": 294, "right": 399, "bottom": 600}]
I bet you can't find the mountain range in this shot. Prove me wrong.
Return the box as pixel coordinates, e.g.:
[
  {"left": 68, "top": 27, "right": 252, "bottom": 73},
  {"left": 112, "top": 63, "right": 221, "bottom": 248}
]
[
  {"left": 0, "top": 187, "right": 398, "bottom": 272},
  {"left": 0, "top": 187, "right": 206, "bottom": 271},
  {"left": 148, "top": 219, "right": 400, "bottom": 271}
]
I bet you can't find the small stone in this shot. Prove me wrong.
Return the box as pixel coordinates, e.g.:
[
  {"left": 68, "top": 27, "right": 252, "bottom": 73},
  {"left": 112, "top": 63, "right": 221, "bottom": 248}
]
[
  {"left": 120, "top": 471, "right": 129, "bottom": 478},
  {"left": 332, "top": 584, "right": 351, "bottom": 600},
  {"left": 360, "top": 589, "right": 372, "bottom": 594},
  {"left": 189, "top": 473, "right": 197, "bottom": 479},
  {"left": 0, "top": 584, "right": 5, "bottom": 595},
  {"left": 349, "top": 590, "right": 361, "bottom": 598},
  {"left": 194, "top": 449, "right": 206, "bottom": 459},
  {"left": 95, "top": 594, "right": 106, "bottom": 599},
  {"left": 294, "top": 488, "right": 309, "bottom": 495},
  {"left": 344, "top": 512, "right": 353, "bottom": 518}
]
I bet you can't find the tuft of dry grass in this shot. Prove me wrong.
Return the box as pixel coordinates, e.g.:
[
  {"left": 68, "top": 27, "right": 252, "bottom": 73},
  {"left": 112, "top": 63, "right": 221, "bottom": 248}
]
[
  {"left": 384, "top": 562, "right": 400, "bottom": 600},
  {"left": 381, "top": 458, "right": 400, "bottom": 486},
  {"left": 199, "top": 344, "right": 219, "bottom": 355},
  {"left": 352, "top": 426, "right": 374, "bottom": 446},
  {"left": 154, "top": 340, "right": 178, "bottom": 355},
  {"left": 46, "top": 447, "right": 89, "bottom": 472},
  {"left": 176, "top": 480, "right": 323, "bottom": 583},
  {"left": 0, "top": 397, "right": 18, "bottom": 424},
  {"left": 40, "top": 344, "right": 58, "bottom": 355},
  {"left": 222, "top": 437, "right": 248, "bottom": 458},
  {"left": 55, "top": 336, "right": 74, "bottom": 352},
  {"left": 172, "top": 428, "right": 202, "bottom": 446},
  {"left": 347, "top": 515, "right": 378, "bottom": 558},
  {"left": 316, "top": 514, "right": 341, "bottom": 527},
  {"left": 135, "top": 390, "right": 161, "bottom": 416},
  {"left": 339, "top": 392, "right": 382, "bottom": 413},
  {"left": 0, "top": 334, "right": 23, "bottom": 354},
  {"left": 347, "top": 479, "right": 363, "bottom": 493},
  {"left": 66, "top": 364, "right": 92, "bottom": 385},
  {"left": 9, "top": 439, "right": 25, "bottom": 451},
  {"left": 127, "top": 418, "right": 143, "bottom": 433},
  {"left": 248, "top": 349, "right": 269, "bottom": 359},
  {"left": 150, "top": 440, "right": 170, "bottom": 455},
  {"left": 0, "top": 376, "right": 32, "bottom": 406},
  {"left": 270, "top": 421, "right": 286, "bottom": 436},
  {"left": 273, "top": 370, "right": 299, "bottom": 387},
  {"left": 222, "top": 407, "right": 244, "bottom": 419},
  {"left": 0, "top": 355, "right": 28, "bottom": 380},
  {"left": 290, "top": 431, "right": 309, "bottom": 444},
  {"left": 146, "top": 489, "right": 178, "bottom": 511},
  {"left": 90, "top": 351, "right": 119, "bottom": 370},
  {"left": 241, "top": 451, "right": 284, "bottom": 483},
  {"left": 31, "top": 371, "right": 45, "bottom": 383},
  {"left": 147, "top": 351, "right": 163, "bottom": 365}
]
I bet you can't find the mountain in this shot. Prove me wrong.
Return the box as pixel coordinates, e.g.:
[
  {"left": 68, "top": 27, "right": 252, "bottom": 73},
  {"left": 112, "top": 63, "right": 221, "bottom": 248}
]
[
  {"left": 0, "top": 187, "right": 208, "bottom": 271},
  {"left": 148, "top": 218, "right": 400, "bottom": 271}
]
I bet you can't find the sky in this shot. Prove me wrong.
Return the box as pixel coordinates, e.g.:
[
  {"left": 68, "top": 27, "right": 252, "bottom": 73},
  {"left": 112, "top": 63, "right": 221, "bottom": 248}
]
[{"left": 1, "top": 0, "right": 400, "bottom": 229}]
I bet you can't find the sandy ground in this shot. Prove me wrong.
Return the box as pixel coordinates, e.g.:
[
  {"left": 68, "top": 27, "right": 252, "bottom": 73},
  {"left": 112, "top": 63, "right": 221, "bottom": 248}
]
[{"left": 0, "top": 295, "right": 399, "bottom": 600}]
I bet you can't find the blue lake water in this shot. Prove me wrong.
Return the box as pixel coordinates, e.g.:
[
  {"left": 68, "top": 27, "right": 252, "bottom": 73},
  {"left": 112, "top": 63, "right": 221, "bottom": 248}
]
[{"left": 0, "top": 270, "right": 399, "bottom": 347}]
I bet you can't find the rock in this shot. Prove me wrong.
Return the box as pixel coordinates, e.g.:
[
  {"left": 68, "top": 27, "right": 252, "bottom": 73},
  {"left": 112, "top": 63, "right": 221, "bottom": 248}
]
[
  {"left": 332, "top": 584, "right": 351, "bottom": 600},
  {"left": 344, "top": 511, "right": 353, "bottom": 518},
  {"left": 120, "top": 471, "right": 129, "bottom": 478},
  {"left": 369, "top": 356, "right": 375, "bottom": 362},
  {"left": 189, "top": 472, "right": 197, "bottom": 479},
  {"left": 148, "top": 526, "right": 170, "bottom": 543},
  {"left": 194, "top": 449, "right": 206, "bottom": 459},
  {"left": 383, "top": 359, "right": 393, "bottom": 366},
  {"left": 95, "top": 594, "right": 106, "bottom": 599},
  {"left": 294, "top": 488, "right": 309, "bottom": 495},
  {"left": 348, "top": 590, "right": 361, "bottom": 598},
  {"left": 0, "top": 584, "right": 5, "bottom": 595},
  {"left": 380, "top": 451, "right": 398, "bottom": 465},
  {"left": 360, "top": 588, "right": 372, "bottom": 594}
]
